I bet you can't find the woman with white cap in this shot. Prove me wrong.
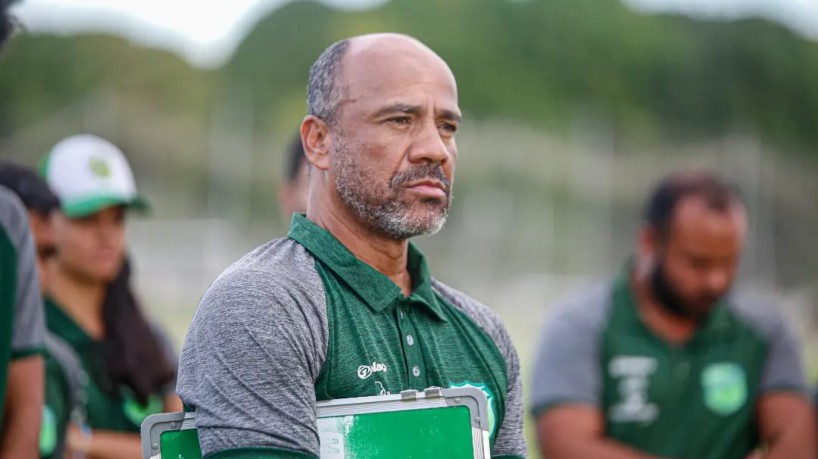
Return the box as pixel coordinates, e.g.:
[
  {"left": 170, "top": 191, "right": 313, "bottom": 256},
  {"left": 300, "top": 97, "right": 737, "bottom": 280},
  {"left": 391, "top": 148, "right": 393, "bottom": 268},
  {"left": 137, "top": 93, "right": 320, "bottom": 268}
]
[{"left": 39, "top": 134, "right": 181, "bottom": 458}]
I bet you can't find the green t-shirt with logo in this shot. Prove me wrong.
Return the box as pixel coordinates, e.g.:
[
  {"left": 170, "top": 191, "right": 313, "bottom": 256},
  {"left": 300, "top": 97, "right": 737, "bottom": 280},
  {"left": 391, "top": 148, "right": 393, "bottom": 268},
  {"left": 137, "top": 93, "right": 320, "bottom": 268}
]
[
  {"left": 176, "top": 214, "right": 528, "bottom": 458},
  {"left": 529, "top": 270, "right": 808, "bottom": 459},
  {"left": 43, "top": 298, "right": 171, "bottom": 435}
]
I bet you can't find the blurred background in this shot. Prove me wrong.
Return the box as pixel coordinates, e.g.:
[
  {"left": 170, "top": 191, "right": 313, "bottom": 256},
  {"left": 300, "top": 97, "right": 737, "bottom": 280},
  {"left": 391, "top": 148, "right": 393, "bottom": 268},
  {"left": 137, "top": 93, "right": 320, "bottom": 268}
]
[{"left": 2, "top": 0, "right": 817, "bottom": 454}]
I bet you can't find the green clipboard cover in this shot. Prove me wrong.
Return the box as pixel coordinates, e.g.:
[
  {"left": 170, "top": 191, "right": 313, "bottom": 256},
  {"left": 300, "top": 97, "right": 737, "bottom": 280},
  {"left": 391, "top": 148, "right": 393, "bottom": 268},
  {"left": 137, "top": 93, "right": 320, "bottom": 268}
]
[{"left": 141, "top": 386, "right": 491, "bottom": 459}]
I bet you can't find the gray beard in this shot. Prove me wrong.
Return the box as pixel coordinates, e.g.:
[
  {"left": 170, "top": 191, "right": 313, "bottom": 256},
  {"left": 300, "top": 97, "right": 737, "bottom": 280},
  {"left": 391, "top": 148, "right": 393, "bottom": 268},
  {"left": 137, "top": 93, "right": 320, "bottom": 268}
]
[{"left": 332, "top": 138, "right": 451, "bottom": 241}]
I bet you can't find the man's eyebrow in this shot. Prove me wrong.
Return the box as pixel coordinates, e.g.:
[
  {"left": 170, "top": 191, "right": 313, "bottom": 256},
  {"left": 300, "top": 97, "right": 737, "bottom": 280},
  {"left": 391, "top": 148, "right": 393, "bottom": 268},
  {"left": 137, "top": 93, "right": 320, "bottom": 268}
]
[
  {"left": 439, "top": 109, "right": 462, "bottom": 123},
  {"left": 372, "top": 103, "right": 462, "bottom": 123},
  {"left": 373, "top": 103, "right": 422, "bottom": 118}
]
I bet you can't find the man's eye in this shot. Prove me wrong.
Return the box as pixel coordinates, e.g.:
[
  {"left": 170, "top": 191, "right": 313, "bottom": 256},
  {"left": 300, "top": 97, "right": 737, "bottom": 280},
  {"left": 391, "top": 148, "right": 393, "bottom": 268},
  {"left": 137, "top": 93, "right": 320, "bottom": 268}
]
[
  {"left": 440, "top": 122, "right": 458, "bottom": 134},
  {"left": 388, "top": 116, "right": 411, "bottom": 125}
]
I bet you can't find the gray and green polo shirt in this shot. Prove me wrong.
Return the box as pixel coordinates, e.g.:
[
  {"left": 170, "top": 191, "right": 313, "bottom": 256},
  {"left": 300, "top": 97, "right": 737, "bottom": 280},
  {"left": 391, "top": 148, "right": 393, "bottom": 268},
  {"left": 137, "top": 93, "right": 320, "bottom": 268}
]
[
  {"left": 0, "top": 186, "right": 45, "bottom": 417},
  {"left": 42, "top": 298, "right": 177, "bottom": 437},
  {"left": 177, "top": 214, "right": 527, "bottom": 459},
  {"left": 529, "top": 269, "right": 808, "bottom": 459}
]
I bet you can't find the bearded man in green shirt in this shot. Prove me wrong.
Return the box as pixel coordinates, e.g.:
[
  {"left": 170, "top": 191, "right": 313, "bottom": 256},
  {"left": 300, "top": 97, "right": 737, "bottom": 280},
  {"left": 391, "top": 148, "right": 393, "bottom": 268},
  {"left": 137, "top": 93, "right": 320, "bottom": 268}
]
[
  {"left": 177, "top": 33, "right": 528, "bottom": 459},
  {"left": 530, "top": 170, "right": 815, "bottom": 459}
]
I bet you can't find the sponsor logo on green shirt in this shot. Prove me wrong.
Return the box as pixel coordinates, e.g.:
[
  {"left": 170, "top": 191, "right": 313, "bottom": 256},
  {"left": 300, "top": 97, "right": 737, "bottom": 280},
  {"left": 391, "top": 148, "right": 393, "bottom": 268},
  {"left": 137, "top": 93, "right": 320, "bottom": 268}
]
[{"left": 701, "top": 362, "right": 747, "bottom": 415}]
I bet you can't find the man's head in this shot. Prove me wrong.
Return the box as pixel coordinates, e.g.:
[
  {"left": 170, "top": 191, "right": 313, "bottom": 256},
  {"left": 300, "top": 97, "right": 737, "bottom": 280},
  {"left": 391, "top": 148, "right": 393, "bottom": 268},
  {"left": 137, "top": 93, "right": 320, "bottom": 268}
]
[
  {"left": 0, "top": 163, "right": 60, "bottom": 289},
  {"left": 301, "top": 33, "right": 461, "bottom": 241},
  {"left": 277, "top": 134, "right": 309, "bottom": 218},
  {"left": 638, "top": 170, "right": 747, "bottom": 321}
]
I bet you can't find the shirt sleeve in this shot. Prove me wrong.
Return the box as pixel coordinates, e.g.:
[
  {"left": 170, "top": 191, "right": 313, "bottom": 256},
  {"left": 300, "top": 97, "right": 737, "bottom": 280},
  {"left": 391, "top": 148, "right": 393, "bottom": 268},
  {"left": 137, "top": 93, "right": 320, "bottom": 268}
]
[
  {"left": 528, "top": 284, "right": 610, "bottom": 418},
  {"left": 0, "top": 188, "right": 45, "bottom": 358},
  {"left": 430, "top": 280, "right": 528, "bottom": 458},
  {"left": 758, "top": 312, "right": 808, "bottom": 395},
  {"left": 490, "top": 321, "right": 528, "bottom": 459},
  {"left": 176, "top": 247, "right": 328, "bottom": 458}
]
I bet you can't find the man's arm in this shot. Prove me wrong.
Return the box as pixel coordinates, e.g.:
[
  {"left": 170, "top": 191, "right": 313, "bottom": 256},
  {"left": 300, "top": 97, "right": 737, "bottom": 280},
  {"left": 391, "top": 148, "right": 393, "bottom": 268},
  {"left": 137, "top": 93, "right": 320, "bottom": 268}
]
[
  {"left": 0, "top": 355, "right": 43, "bottom": 458},
  {"left": 176, "top": 243, "right": 328, "bottom": 458},
  {"left": 750, "top": 308, "right": 815, "bottom": 459},
  {"left": 0, "top": 189, "right": 46, "bottom": 456},
  {"left": 537, "top": 406, "right": 661, "bottom": 459},
  {"left": 530, "top": 285, "right": 664, "bottom": 459},
  {"left": 430, "top": 280, "right": 528, "bottom": 458},
  {"left": 488, "top": 317, "right": 527, "bottom": 459},
  {"left": 755, "top": 392, "right": 816, "bottom": 459}
]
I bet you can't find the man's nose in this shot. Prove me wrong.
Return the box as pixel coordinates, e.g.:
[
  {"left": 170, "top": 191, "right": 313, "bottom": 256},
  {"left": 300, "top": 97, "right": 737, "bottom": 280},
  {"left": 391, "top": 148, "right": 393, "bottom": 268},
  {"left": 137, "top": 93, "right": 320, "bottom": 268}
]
[{"left": 408, "top": 120, "right": 450, "bottom": 165}]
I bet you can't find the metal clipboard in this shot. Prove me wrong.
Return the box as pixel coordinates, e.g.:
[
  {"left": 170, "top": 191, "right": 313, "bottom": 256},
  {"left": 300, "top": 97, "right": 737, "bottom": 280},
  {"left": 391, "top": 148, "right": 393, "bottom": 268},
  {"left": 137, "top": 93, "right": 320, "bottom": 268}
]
[{"left": 141, "top": 386, "right": 491, "bottom": 458}]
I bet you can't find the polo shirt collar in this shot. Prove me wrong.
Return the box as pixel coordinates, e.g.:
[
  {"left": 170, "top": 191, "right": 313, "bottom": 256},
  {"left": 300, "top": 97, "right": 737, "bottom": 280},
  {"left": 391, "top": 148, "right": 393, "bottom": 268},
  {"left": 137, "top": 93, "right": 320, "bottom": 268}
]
[{"left": 288, "top": 214, "right": 447, "bottom": 321}]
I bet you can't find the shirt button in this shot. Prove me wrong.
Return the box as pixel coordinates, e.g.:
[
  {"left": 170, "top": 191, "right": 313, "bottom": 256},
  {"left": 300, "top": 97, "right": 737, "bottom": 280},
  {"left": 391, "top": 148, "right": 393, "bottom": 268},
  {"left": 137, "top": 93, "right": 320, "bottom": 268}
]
[
  {"left": 412, "top": 365, "right": 420, "bottom": 377},
  {"left": 406, "top": 335, "right": 414, "bottom": 346}
]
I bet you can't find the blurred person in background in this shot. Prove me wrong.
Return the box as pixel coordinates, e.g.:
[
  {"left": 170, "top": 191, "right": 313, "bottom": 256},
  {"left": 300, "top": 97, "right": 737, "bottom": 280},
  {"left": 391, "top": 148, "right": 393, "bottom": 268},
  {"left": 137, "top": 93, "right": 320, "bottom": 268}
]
[
  {"left": 176, "top": 33, "right": 527, "bottom": 458},
  {"left": 40, "top": 134, "right": 182, "bottom": 458},
  {"left": 529, "top": 170, "right": 815, "bottom": 459},
  {"left": 0, "top": 186, "right": 46, "bottom": 457},
  {"left": 0, "top": 164, "right": 60, "bottom": 291},
  {"left": 0, "top": 163, "right": 77, "bottom": 459},
  {"left": 0, "top": 2, "right": 47, "bottom": 458},
  {"left": 277, "top": 133, "right": 309, "bottom": 219}
]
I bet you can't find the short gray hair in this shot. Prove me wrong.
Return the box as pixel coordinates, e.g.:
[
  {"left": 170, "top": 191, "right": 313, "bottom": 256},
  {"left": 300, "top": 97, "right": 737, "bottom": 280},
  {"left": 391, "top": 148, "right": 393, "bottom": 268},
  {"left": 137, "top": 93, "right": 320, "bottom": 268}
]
[{"left": 307, "top": 39, "right": 351, "bottom": 125}]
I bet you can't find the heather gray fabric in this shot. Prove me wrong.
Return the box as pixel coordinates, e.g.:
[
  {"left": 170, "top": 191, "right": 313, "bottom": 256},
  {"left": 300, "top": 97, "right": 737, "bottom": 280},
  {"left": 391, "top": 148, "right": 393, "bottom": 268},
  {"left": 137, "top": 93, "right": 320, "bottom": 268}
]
[
  {"left": 432, "top": 280, "right": 528, "bottom": 458},
  {"left": 727, "top": 299, "right": 808, "bottom": 394},
  {"left": 177, "top": 239, "right": 329, "bottom": 456},
  {"left": 528, "top": 282, "right": 612, "bottom": 416},
  {"left": 177, "top": 237, "right": 527, "bottom": 458},
  {"left": 0, "top": 186, "right": 45, "bottom": 356}
]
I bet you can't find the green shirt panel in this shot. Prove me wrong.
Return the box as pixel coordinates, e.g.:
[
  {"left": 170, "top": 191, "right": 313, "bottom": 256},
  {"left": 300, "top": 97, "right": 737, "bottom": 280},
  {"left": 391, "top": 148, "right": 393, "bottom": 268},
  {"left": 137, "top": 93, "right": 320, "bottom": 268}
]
[
  {"left": 45, "top": 299, "right": 164, "bottom": 433},
  {"left": 602, "top": 275, "right": 766, "bottom": 459},
  {"left": 0, "top": 225, "right": 16, "bottom": 419},
  {"left": 291, "top": 215, "right": 509, "bottom": 444},
  {"left": 40, "top": 352, "right": 72, "bottom": 459}
]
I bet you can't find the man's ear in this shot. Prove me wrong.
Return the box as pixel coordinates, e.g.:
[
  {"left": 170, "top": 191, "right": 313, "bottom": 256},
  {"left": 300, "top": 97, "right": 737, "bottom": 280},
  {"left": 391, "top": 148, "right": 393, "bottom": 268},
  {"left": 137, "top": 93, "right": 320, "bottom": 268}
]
[
  {"left": 301, "top": 115, "right": 331, "bottom": 171},
  {"left": 637, "top": 223, "right": 661, "bottom": 263}
]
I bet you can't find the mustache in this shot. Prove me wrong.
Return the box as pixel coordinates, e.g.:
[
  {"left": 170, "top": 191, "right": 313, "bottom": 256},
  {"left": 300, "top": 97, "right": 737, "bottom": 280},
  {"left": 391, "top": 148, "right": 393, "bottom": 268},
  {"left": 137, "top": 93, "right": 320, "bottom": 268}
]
[{"left": 391, "top": 164, "right": 451, "bottom": 192}]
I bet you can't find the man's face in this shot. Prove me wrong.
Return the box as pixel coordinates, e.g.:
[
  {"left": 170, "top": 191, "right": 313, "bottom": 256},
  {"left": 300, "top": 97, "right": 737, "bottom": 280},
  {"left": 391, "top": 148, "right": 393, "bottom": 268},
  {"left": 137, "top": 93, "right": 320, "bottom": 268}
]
[
  {"left": 328, "top": 37, "right": 461, "bottom": 240},
  {"left": 647, "top": 198, "right": 747, "bottom": 320},
  {"left": 27, "top": 210, "right": 57, "bottom": 292},
  {"left": 52, "top": 206, "right": 126, "bottom": 284}
]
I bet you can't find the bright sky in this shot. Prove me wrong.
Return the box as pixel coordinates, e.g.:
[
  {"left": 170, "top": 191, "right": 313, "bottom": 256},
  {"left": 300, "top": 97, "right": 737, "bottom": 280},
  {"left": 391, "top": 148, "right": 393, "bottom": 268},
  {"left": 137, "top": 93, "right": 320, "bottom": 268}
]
[{"left": 12, "top": 0, "right": 818, "bottom": 69}]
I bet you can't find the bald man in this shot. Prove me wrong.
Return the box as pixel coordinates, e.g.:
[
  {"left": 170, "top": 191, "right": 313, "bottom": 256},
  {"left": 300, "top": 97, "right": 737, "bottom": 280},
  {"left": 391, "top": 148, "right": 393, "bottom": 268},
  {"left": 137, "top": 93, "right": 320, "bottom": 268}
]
[{"left": 177, "top": 34, "right": 528, "bottom": 458}]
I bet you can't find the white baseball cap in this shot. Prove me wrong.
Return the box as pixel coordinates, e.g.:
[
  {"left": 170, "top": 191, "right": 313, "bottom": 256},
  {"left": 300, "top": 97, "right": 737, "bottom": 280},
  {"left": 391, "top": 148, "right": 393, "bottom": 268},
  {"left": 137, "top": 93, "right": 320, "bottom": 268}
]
[{"left": 40, "top": 134, "right": 148, "bottom": 218}]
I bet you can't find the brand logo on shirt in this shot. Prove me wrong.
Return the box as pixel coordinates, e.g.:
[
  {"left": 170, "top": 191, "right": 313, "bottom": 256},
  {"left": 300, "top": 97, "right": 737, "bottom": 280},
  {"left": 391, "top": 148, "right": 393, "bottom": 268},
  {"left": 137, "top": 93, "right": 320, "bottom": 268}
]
[
  {"left": 701, "top": 362, "right": 747, "bottom": 415},
  {"left": 357, "top": 362, "right": 388, "bottom": 379},
  {"left": 375, "top": 381, "right": 391, "bottom": 396},
  {"left": 608, "top": 355, "right": 659, "bottom": 423}
]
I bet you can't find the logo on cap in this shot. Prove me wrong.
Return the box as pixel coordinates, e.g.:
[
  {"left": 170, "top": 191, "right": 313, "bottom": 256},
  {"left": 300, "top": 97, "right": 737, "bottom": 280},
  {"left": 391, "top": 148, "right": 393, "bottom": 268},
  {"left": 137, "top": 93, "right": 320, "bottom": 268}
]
[{"left": 89, "top": 156, "right": 111, "bottom": 179}]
